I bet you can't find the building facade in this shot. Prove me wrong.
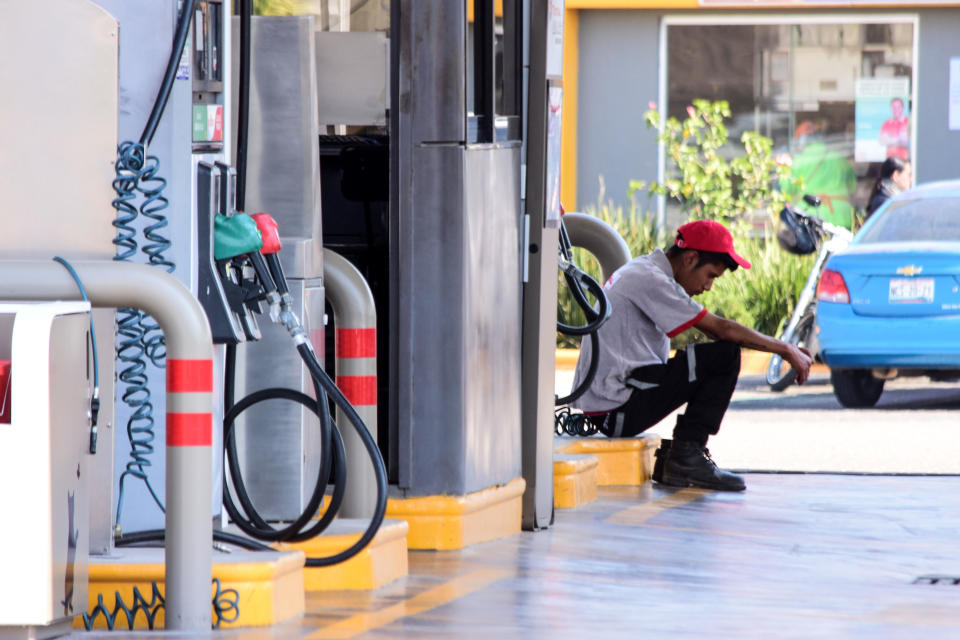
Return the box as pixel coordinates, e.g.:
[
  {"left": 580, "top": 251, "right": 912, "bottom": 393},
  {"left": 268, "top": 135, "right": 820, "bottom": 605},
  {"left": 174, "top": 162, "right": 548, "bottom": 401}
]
[{"left": 561, "top": 1, "right": 960, "bottom": 223}]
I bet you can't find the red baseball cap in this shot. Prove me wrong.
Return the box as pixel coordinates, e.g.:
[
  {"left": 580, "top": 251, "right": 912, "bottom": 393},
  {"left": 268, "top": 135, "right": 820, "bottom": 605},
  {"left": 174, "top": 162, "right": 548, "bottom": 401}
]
[{"left": 675, "top": 220, "right": 751, "bottom": 270}]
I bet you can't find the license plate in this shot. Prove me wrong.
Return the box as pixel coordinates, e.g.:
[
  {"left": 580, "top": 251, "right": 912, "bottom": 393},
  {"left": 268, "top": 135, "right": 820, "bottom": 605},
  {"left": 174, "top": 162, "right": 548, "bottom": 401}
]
[{"left": 889, "top": 277, "right": 934, "bottom": 304}]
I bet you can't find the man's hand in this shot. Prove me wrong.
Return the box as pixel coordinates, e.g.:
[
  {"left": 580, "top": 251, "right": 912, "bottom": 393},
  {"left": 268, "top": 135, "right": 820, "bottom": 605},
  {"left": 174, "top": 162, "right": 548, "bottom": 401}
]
[
  {"left": 694, "top": 312, "right": 815, "bottom": 383},
  {"left": 783, "top": 344, "right": 814, "bottom": 385}
]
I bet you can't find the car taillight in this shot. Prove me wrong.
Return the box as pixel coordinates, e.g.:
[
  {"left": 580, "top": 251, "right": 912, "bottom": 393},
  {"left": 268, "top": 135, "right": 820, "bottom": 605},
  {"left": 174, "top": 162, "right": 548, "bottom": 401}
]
[{"left": 817, "top": 269, "right": 850, "bottom": 303}]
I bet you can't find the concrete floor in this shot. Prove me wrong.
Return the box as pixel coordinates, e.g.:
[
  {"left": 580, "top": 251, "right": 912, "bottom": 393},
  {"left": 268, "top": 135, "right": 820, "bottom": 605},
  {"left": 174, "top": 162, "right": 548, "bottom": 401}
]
[
  {"left": 557, "top": 367, "right": 960, "bottom": 474},
  {"left": 77, "top": 474, "right": 960, "bottom": 639}
]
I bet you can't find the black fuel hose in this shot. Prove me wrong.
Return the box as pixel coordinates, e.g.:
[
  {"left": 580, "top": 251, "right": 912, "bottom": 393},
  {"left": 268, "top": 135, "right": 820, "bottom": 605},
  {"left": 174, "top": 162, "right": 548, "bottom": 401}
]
[
  {"left": 221, "top": 345, "right": 388, "bottom": 567},
  {"left": 296, "top": 343, "right": 388, "bottom": 567},
  {"left": 555, "top": 218, "right": 611, "bottom": 406},
  {"left": 141, "top": 0, "right": 198, "bottom": 146},
  {"left": 556, "top": 269, "right": 608, "bottom": 336},
  {"left": 221, "top": 387, "right": 344, "bottom": 544},
  {"left": 555, "top": 332, "right": 600, "bottom": 407},
  {"left": 116, "top": 528, "right": 274, "bottom": 552},
  {"left": 235, "top": 0, "right": 252, "bottom": 211},
  {"left": 556, "top": 219, "right": 610, "bottom": 336}
]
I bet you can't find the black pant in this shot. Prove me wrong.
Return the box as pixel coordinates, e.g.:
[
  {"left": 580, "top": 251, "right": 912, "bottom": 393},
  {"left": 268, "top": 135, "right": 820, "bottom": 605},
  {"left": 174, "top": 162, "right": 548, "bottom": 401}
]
[{"left": 598, "top": 341, "right": 741, "bottom": 445}]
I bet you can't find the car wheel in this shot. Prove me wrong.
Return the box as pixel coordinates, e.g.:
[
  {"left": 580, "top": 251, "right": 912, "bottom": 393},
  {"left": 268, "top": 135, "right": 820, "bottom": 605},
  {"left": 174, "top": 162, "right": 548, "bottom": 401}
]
[
  {"left": 766, "top": 313, "right": 814, "bottom": 392},
  {"left": 830, "top": 369, "right": 884, "bottom": 408}
]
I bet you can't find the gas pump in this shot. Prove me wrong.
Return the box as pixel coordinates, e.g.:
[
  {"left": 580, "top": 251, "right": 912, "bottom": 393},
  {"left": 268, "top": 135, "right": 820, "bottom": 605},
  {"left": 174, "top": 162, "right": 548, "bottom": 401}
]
[
  {"left": 95, "top": 0, "right": 388, "bottom": 567},
  {"left": 1, "top": 0, "right": 389, "bottom": 634},
  {"left": 1, "top": 0, "right": 584, "bottom": 632},
  {"left": 91, "top": 0, "right": 232, "bottom": 541}
]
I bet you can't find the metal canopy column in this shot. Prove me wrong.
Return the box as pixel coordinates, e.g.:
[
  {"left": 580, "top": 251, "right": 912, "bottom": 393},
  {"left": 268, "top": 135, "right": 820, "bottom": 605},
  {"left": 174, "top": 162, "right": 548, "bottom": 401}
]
[{"left": 521, "top": 0, "right": 564, "bottom": 530}]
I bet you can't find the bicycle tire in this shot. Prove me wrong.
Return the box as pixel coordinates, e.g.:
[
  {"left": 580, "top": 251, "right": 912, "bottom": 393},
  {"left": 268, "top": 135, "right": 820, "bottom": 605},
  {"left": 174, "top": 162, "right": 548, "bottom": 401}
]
[{"left": 766, "top": 313, "right": 815, "bottom": 392}]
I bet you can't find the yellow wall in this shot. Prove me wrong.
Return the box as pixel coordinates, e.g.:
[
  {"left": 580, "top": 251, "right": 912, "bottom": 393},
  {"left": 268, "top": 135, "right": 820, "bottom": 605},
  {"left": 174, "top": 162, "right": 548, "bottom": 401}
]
[
  {"left": 561, "top": 9, "right": 579, "bottom": 210},
  {"left": 466, "top": 0, "right": 504, "bottom": 22}
]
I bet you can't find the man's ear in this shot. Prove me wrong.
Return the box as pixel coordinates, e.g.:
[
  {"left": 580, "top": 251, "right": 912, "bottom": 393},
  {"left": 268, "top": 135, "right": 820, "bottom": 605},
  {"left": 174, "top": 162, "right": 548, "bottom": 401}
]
[{"left": 682, "top": 250, "right": 700, "bottom": 270}]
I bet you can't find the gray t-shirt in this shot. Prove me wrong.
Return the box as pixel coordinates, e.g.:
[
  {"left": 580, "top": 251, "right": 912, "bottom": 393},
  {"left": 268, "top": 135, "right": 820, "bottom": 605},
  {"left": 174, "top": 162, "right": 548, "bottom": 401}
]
[{"left": 571, "top": 248, "right": 705, "bottom": 412}]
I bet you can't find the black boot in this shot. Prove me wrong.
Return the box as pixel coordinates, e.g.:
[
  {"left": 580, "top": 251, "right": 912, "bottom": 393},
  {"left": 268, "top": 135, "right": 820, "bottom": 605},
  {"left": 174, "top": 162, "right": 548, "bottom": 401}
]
[
  {"left": 660, "top": 440, "right": 746, "bottom": 491},
  {"left": 651, "top": 439, "right": 672, "bottom": 484}
]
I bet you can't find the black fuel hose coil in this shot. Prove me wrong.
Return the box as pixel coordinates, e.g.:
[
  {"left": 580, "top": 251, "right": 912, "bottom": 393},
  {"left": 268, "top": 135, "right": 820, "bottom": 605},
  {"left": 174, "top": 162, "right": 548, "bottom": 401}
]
[
  {"left": 554, "top": 331, "right": 600, "bottom": 408},
  {"left": 221, "top": 344, "right": 388, "bottom": 567},
  {"left": 553, "top": 406, "right": 600, "bottom": 437},
  {"left": 296, "top": 342, "right": 388, "bottom": 566},
  {"left": 555, "top": 218, "right": 612, "bottom": 407},
  {"left": 221, "top": 386, "right": 346, "bottom": 544},
  {"left": 556, "top": 221, "right": 610, "bottom": 337}
]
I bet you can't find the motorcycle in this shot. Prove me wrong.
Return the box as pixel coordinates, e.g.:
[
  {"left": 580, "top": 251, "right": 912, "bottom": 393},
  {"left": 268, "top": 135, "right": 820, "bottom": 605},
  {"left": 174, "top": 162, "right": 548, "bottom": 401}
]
[{"left": 766, "top": 195, "right": 854, "bottom": 391}]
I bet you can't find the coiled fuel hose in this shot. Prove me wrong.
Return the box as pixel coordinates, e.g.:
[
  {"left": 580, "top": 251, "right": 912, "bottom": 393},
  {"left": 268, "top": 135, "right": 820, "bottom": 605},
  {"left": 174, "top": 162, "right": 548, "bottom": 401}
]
[{"left": 112, "top": 0, "right": 198, "bottom": 523}]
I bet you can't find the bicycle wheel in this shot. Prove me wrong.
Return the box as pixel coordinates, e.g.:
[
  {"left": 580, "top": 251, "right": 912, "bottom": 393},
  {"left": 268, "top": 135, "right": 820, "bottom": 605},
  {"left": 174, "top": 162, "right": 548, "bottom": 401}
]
[{"left": 765, "top": 313, "right": 815, "bottom": 392}]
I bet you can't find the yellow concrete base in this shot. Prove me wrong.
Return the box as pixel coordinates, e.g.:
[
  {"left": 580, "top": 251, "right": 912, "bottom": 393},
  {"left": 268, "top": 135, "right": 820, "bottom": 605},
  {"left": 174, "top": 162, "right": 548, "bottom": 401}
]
[
  {"left": 276, "top": 519, "right": 409, "bottom": 591},
  {"left": 554, "top": 453, "right": 599, "bottom": 508},
  {"left": 385, "top": 478, "right": 526, "bottom": 550},
  {"left": 557, "top": 434, "right": 660, "bottom": 486},
  {"left": 79, "top": 548, "right": 305, "bottom": 630}
]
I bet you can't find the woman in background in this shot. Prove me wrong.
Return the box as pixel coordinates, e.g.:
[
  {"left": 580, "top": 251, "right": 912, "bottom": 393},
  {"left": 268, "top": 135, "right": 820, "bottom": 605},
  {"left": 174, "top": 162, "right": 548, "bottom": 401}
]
[{"left": 866, "top": 156, "right": 912, "bottom": 218}]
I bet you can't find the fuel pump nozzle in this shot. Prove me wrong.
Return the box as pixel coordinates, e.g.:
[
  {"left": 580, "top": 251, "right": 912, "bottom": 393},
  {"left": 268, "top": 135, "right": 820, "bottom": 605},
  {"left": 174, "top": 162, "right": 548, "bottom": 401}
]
[
  {"left": 244, "top": 252, "right": 282, "bottom": 322},
  {"left": 251, "top": 213, "right": 288, "bottom": 295},
  {"left": 250, "top": 213, "right": 311, "bottom": 347},
  {"left": 213, "top": 212, "right": 276, "bottom": 339}
]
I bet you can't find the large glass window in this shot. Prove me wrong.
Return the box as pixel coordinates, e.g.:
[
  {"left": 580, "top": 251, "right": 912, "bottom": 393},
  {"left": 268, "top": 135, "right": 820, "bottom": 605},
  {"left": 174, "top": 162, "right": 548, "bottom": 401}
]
[{"left": 666, "top": 19, "right": 915, "bottom": 223}]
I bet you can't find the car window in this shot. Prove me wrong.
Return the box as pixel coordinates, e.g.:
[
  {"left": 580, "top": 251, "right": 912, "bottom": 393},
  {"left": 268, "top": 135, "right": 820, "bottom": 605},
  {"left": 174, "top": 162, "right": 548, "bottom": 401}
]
[{"left": 858, "top": 197, "right": 960, "bottom": 244}]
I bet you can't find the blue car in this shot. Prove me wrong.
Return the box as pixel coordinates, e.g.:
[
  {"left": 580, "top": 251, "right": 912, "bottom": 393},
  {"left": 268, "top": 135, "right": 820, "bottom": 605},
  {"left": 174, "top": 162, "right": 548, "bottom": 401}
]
[{"left": 814, "top": 179, "right": 960, "bottom": 407}]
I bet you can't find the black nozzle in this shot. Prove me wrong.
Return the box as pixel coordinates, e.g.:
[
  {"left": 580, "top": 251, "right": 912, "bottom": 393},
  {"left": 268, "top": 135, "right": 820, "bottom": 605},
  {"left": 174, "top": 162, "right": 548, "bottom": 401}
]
[
  {"left": 247, "top": 252, "right": 277, "bottom": 295},
  {"left": 265, "top": 253, "right": 289, "bottom": 296}
]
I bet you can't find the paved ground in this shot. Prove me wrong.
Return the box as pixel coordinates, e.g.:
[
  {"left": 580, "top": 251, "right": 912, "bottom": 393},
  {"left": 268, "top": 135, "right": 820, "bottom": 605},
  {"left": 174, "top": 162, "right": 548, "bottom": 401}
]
[
  {"left": 556, "top": 366, "right": 960, "bottom": 475},
  {"left": 79, "top": 476, "right": 960, "bottom": 639}
]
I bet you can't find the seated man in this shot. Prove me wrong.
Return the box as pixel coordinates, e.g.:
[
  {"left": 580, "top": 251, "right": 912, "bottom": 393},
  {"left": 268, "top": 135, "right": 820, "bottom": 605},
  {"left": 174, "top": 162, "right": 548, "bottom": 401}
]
[{"left": 571, "top": 220, "right": 812, "bottom": 491}]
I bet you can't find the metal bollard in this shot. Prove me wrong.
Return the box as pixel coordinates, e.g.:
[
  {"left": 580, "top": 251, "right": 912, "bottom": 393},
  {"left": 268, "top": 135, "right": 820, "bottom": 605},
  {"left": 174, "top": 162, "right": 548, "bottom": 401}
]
[
  {"left": 562, "top": 212, "right": 633, "bottom": 283},
  {"left": 322, "top": 249, "right": 378, "bottom": 519},
  {"left": 0, "top": 260, "right": 214, "bottom": 631}
]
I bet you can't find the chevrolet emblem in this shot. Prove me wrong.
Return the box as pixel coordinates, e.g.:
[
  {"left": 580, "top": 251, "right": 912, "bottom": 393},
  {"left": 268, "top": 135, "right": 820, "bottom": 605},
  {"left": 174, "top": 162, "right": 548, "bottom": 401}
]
[{"left": 896, "top": 265, "right": 923, "bottom": 276}]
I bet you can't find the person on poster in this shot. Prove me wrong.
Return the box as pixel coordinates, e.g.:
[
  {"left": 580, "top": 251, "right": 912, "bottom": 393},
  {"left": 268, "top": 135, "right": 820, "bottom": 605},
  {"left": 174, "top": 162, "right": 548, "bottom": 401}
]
[{"left": 878, "top": 97, "right": 909, "bottom": 160}]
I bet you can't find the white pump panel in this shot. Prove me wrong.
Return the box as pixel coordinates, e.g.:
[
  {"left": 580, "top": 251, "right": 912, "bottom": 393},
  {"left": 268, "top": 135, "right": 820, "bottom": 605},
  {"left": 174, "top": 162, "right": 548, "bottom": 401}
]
[{"left": 0, "top": 302, "right": 92, "bottom": 639}]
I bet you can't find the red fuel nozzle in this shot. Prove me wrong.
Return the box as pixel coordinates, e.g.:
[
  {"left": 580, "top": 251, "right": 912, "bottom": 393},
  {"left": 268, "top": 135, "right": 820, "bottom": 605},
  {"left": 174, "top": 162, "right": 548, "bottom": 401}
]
[
  {"left": 251, "top": 213, "right": 282, "bottom": 255},
  {"left": 251, "top": 212, "right": 289, "bottom": 296}
]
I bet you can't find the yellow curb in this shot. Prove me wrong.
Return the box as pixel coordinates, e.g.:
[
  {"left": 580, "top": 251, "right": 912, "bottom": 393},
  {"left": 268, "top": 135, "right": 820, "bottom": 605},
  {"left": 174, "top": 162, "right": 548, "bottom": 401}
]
[
  {"left": 557, "top": 434, "right": 660, "bottom": 486},
  {"left": 276, "top": 520, "right": 409, "bottom": 591},
  {"left": 385, "top": 478, "right": 525, "bottom": 550},
  {"left": 554, "top": 453, "right": 599, "bottom": 509},
  {"left": 556, "top": 349, "right": 580, "bottom": 370},
  {"left": 81, "top": 550, "right": 305, "bottom": 630}
]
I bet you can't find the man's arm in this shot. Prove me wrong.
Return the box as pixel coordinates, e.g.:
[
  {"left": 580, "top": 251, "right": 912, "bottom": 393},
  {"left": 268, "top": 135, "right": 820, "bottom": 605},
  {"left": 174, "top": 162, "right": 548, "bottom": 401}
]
[{"left": 695, "top": 310, "right": 814, "bottom": 384}]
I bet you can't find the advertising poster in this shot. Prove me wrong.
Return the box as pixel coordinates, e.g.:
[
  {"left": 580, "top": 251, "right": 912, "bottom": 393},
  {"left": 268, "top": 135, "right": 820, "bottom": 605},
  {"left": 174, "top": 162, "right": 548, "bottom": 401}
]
[{"left": 855, "top": 77, "right": 910, "bottom": 162}]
